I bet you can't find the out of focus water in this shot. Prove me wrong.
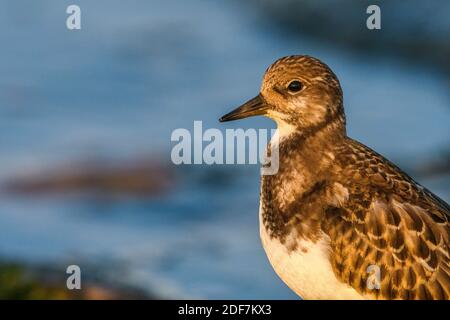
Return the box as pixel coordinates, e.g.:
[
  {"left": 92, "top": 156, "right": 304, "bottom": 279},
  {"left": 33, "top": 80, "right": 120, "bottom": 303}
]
[{"left": 0, "top": 0, "right": 448, "bottom": 298}]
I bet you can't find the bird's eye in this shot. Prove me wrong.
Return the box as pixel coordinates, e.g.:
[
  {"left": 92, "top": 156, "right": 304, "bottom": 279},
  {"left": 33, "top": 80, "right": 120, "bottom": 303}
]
[{"left": 287, "top": 80, "right": 303, "bottom": 93}]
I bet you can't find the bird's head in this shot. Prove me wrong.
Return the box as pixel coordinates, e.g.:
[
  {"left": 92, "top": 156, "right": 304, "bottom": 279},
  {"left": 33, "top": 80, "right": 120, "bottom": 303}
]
[{"left": 220, "top": 55, "right": 345, "bottom": 136}]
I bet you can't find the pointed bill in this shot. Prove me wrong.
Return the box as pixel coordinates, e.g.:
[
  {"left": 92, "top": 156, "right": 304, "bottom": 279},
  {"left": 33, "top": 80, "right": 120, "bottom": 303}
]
[{"left": 219, "top": 94, "right": 269, "bottom": 122}]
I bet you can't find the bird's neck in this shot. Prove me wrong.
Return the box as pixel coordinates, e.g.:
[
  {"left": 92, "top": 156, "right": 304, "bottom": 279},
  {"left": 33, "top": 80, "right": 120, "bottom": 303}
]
[
  {"left": 261, "top": 113, "right": 346, "bottom": 242},
  {"left": 272, "top": 111, "right": 346, "bottom": 166}
]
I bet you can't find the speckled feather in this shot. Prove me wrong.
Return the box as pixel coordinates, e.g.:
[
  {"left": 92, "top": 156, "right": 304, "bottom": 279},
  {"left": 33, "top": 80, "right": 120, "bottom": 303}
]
[{"left": 324, "top": 138, "right": 450, "bottom": 300}]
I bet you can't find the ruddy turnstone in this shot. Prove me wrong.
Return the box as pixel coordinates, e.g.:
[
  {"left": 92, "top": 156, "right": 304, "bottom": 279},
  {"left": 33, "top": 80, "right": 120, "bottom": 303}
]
[{"left": 219, "top": 55, "right": 449, "bottom": 300}]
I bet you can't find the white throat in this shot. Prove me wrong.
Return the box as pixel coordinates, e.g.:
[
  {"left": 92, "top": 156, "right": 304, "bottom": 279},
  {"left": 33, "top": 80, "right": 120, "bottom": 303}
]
[
  {"left": 276, "top": 119, "right": 297, "bottom": 138},
  {"left": 270, "top": 119, "right": 297, "bottom": 148}
]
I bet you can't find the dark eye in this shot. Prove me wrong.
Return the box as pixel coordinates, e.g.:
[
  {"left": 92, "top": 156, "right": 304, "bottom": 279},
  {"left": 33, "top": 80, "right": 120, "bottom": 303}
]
[{"left": 287, "top": 80, "right": 303, "bottom": 93}]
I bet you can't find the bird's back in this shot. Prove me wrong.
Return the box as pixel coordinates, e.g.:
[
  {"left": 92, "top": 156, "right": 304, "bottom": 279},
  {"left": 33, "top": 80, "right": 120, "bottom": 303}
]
[{"left": 323, "top": 137, "right": 449, "bottom": 299}]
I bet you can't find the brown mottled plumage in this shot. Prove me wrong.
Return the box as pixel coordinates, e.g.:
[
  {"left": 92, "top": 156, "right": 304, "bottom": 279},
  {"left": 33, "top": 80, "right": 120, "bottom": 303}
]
[{"left": 220, "top": 55, "right": 449, "bottom": 300}]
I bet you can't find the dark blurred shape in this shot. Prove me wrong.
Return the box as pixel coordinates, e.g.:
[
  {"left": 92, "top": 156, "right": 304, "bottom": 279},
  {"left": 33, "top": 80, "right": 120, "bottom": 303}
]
[
  {"left": 415, "top": 149, "right": 450, "bottom": 177},
  {"left": 255, "top": 0, "right": 450, "bottom": 74},
  {"left": 0, "top": 261, "right": 154, "bottom": 300},
  {"left": 3, "top": 158, "right": 173, "bottom": 198}
]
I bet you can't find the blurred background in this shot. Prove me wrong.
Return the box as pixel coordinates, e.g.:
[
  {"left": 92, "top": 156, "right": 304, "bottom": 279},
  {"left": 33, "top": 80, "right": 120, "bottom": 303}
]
[{"left": 0, "top": 0, "right": 449, "bottom": 299}]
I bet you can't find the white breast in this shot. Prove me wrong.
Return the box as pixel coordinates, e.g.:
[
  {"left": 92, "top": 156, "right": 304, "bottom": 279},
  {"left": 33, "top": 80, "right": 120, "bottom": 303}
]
[{"left": 259, "top": 211, "right": 364, "bottom": 300}]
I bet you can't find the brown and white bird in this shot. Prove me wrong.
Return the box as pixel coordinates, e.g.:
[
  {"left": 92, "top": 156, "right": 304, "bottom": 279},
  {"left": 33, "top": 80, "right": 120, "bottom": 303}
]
[{"left": 220, "top": 55, "right": 449, "bottom": 300}]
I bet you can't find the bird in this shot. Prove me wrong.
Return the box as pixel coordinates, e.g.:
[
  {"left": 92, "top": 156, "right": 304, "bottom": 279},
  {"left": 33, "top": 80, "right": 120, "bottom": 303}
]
[{"left": 219, "top": 55, "right": 449, "bottom": 300}]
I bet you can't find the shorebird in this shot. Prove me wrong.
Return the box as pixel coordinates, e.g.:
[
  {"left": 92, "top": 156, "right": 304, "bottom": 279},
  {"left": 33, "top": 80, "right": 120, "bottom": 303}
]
[{"left": 219, "top": 55, "right": 449, "bottom": 300}]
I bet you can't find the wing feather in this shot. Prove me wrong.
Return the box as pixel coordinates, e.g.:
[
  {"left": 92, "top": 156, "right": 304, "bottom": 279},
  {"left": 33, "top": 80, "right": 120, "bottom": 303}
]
[{"left": 323, "top": 139, "right": 449, "bottom": 299}]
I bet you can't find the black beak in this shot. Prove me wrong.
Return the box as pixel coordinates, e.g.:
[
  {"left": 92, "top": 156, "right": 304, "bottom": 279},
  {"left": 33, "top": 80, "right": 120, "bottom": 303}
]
[{"left": 219, "top": 94, "right": 269, "bottom": 122}]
